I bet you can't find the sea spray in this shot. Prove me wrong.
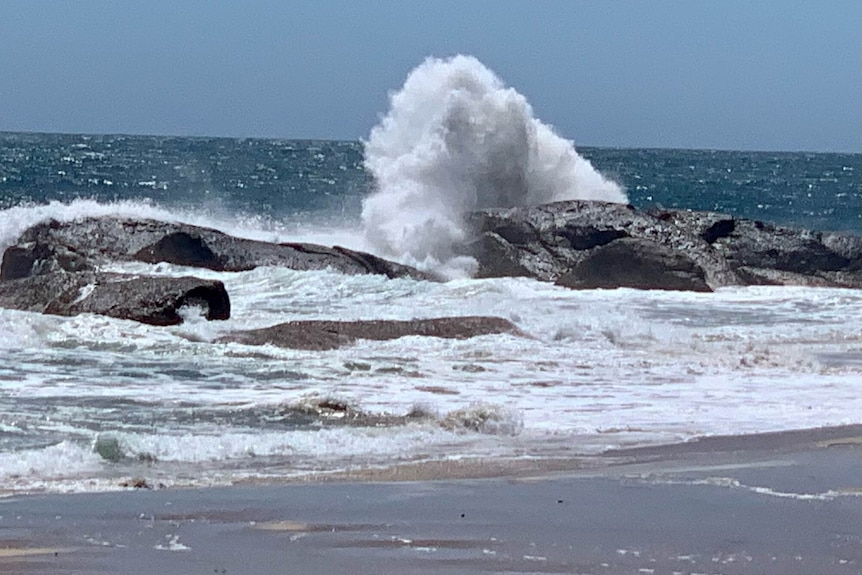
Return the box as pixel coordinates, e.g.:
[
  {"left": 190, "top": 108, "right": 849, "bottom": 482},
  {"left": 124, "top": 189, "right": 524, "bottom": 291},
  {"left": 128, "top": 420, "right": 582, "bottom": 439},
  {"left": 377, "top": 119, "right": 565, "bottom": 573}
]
[{"left": 361, "top": 55, "right": 626, "bottom": 278}]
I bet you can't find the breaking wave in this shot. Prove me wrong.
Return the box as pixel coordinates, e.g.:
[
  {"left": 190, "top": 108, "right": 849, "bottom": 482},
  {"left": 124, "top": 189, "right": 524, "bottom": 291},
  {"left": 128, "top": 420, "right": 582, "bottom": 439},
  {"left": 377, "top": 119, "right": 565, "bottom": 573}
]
[{"left": 361, "top": 55, "right": 626, "bottom": 278}]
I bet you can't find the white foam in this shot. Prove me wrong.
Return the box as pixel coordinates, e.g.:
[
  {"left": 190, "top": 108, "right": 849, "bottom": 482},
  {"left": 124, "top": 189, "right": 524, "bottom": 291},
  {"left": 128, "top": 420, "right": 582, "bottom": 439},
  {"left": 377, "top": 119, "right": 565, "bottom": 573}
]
[
  {"left": 154, "top": 535, "right": 191, "bottom": 552},
  {"left": 0, "top": 441, "right": 104, "bottom": 486},
  {"left": 109, "top": 424, "right": 463, "bottom": 464},
  {"left": 0, "top": 198, "right": 364, "bottom": 258},
  {"left": 361, "top": 55, "right": 626, "bottom": 278},
  {"left": 1, "top": 248, "right": 860, "bottom": 493},
  {"left": 652, "top": 476, "right": 862, "bottom": 501},
  {"left": 0, "top": 199, "right": 180, "bottom": 255}
]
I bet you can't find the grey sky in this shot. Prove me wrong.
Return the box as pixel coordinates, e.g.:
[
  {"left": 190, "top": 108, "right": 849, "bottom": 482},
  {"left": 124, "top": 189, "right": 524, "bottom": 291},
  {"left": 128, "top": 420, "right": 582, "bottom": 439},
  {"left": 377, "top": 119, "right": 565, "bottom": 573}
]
[{"left": 1, "top": 0, "right": 859, "bottom": 152}]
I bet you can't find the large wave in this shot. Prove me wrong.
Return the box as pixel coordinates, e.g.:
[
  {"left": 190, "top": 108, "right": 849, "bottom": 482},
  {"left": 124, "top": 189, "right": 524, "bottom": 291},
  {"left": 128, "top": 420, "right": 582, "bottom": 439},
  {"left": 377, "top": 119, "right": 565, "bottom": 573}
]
[{"left": 361, "top": 55, "right": 627, "bottom": 279}]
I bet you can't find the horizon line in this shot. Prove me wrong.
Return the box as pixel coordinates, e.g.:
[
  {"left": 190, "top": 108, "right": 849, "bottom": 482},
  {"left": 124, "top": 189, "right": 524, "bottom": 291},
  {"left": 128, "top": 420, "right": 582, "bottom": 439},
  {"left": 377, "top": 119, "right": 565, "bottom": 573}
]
[{"left": 1, "top": 128, "right": 858, "bottom": 156}]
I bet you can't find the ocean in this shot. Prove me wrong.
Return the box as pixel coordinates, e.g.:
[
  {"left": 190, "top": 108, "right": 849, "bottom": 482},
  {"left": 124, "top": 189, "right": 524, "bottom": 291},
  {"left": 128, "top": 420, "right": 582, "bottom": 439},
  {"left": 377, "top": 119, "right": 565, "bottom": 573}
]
[
  {"left": 1, "top": 129, "right": 859, "bottom": 494},
  {"left": 1, "top": 55, "right": 860, "bottom": 494}
]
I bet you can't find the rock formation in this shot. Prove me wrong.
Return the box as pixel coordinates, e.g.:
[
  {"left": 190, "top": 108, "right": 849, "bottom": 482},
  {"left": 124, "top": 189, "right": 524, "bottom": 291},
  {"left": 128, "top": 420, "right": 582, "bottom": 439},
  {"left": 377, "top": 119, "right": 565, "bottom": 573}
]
[
  {"left": 217, "top": 317, "right": 522, "bottom": 350},
  {"left": 0, "top": 271, "right": 230, "bottom": 326},
  {"left": 0, "top": 216, "right": 431, "bottom": 281},
  {"left": 465, "top": 200, "right": 862, "bottom": 291},
  {"left": 1, "top": 204, "right": 859, "bottom": 327}
]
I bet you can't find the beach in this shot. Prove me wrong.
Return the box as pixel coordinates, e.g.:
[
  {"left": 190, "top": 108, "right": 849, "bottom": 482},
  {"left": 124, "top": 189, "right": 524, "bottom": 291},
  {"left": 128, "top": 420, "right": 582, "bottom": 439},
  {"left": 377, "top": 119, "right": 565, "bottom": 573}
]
[
  {"left": 2, "top": 5, "right": 860, "bottom": 573},
  {"left": 1, "top": 425, "right": 859, "bottom": 575}
]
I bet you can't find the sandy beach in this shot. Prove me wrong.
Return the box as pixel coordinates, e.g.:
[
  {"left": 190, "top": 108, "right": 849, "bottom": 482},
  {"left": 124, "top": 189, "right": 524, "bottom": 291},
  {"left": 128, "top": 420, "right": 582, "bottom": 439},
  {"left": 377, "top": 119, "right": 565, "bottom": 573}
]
[{"left": 1, "top": 425, "right": 859, "bottom": 575}]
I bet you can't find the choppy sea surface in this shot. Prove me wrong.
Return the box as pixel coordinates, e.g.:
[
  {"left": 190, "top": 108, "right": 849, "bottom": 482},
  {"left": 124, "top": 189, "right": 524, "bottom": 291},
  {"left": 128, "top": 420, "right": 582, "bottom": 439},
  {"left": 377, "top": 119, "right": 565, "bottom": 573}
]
[{"left": 1, "top": 131, "right": 860, "bottom": 494}]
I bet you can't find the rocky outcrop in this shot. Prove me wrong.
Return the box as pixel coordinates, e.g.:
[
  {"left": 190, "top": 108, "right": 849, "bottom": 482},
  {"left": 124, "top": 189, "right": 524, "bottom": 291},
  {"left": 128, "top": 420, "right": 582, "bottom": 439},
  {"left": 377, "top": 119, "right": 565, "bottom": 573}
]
[
  {"left": 0, "top": 216, "right": 435, "bottom": 325},
  {"left": 0, "top": 217, "right": 431, "bottom": 281},
  {"left": 217, "top": 317, "right": 522, "bottom": 350},
  {"left": 556, "top": 237, "right": 711, "bottom": 292},
  {"left": 466, "top": 201, "right": 862, "bottom": 291},
  {"left": 2, "top": 202, "right": 858, "bottom": 330},
  {"left": 0, "top": 271, "right": 230, "bottom": 325}
]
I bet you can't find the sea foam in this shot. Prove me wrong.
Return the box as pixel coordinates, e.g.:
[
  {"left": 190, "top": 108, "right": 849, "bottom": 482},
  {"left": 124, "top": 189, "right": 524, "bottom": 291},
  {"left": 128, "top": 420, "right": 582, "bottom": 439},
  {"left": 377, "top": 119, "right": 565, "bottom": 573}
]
[{"left": 361, "top": 55, "right": 626, "bottom": 278}]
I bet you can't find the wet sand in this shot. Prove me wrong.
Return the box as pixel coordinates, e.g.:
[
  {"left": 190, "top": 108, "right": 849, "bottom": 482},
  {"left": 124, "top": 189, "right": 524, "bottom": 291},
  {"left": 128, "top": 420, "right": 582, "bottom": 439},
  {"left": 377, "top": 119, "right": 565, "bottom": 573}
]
[{"left": 1, "top": 425, "right": 860, "bottom": 574}]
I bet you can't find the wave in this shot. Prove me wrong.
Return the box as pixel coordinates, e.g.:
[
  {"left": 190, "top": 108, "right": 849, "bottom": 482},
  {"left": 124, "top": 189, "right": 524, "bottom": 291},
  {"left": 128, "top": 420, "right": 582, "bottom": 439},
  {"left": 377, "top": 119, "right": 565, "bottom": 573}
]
[
  {"left": 361, "top": 55, "right": 626, "bottom": 278},
  {"left": 0, "top": 197, "right": 370, "bottom": 261}
]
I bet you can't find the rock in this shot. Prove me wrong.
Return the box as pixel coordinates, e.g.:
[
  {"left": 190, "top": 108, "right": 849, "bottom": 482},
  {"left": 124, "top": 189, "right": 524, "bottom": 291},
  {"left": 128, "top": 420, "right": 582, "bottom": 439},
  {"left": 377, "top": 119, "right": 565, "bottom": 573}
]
[
  {"left": 556, "top": 237, "right": 711, "bottom": 292},
  {"left": 134, "top": 231, "right": 223, "bottom": 269},
  {"left": 468, "top": 200, "right": 862, "bottom": 291},
  {"left": 820, "top": 232, "right": 862, "bottom": 268},
  {"left": 467, "top": 201, "right": 740, "bottom": 289},
  {"left": 712, "top": 219, "right": 851, "bottom": 274},
  {"left": 1, "top": 216, "right": 431, "bottom": 281},
  {"left": 466, "top": 233, "right": 535, "bottom": 278},
  {"left": 218, "top": 316, "right": 522, "bottom": 350},
  {"left": 734, "top": 267, "right": 838, "bottom": 288},
  {"left": 0, "top": 271, "right": 230, "bottom": 325},
  {"left": 0, "top": 240, "right": 92, "bottom": 280},
  {"left": 646, "top": 208, "right": 737, "bottom": 245}
]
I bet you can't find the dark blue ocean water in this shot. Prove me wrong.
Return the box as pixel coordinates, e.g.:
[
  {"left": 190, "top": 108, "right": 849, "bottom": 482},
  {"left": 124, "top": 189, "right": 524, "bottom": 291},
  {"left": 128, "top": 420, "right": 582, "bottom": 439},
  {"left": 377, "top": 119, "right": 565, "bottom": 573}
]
[{"left": 1, "top": 131, "right": 859, "bottom": 233}]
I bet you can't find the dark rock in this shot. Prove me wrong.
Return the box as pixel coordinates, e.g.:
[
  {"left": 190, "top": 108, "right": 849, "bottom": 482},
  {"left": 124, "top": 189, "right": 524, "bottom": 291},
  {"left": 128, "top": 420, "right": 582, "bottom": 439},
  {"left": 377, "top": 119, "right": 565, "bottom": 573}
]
[
  {"left": 734, "top": 267, "right": 838, "bottom": 288},
  {"left": 134, "top": 231, "right": 224, "bottom": 269},
  {"left": 0, "top": 244, "right": 48, "bottom": 280},
  {"left": 0, "top": 241, "right": 92, "bottom": 280},
  {"left": 712, "top": 219, "right": 850, "bottom": 274},
  {"left": 468, "top": 200, "right": 862, "bottom": 291},
  {"left": 559, "top": 226, "right": 629, "bottom": 251},
  {"left": 2, "top": 217, "right": 431, "bottom": 281},
  {"left": 330, "top": 245, "right": 426, "bottom": 279},
  {"left": 217, "top": 316, "right": 522, "bottom": 350},
  {"left": 556, "top": 238, "right": 711, "bottom": 292},
  {"left": 468, "top": 201, "right": 739, "bottom": 289},
  {"left": 469, "top": 233, "right": 535, "bottom": 279},
  {"left": 0, "top": 271, "right": 230, "bottom": 325},
  {"left": 700, "top": 218, "right": 736, "bottom": 244},
  {"left": 646, "top": 208, "right": 736, "bottom": 245},
  {"left": 815, "top": 233, "right": 862, "bottom": 272}
]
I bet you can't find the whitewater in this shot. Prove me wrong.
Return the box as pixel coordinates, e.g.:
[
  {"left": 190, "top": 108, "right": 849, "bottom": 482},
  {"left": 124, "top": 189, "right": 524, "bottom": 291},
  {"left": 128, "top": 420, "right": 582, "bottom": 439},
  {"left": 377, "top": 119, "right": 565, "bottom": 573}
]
[
  {"left": 0, "top": 56, "right": 860, "bottom": 494},
  {"left": 361, "top": 55, "right": 626, "bottom": 278}
]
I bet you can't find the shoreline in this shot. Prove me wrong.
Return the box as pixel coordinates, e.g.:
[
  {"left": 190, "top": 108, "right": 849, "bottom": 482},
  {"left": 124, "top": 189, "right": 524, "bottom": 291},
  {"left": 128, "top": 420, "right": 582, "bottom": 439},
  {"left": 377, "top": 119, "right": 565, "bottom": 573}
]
[
  {"left": 1, "top": 424, "right": 860, "bottom": 574},
  {"left": 288, "top": 423, "right": 862, "bottom": 484}
]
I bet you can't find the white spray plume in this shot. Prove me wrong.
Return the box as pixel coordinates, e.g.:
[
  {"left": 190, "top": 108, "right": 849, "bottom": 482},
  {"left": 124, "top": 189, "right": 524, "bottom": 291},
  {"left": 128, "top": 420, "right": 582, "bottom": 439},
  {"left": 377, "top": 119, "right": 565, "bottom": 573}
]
[{"left": 361, "top": 55, "right": 627, "bottom": 279}]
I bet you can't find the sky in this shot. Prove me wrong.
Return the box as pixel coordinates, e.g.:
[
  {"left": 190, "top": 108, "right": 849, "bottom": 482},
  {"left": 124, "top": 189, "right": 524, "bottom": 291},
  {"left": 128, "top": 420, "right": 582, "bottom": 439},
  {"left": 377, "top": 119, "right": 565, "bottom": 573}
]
[{"left": 0, "top": 0, "right": 859, "bottom": 152}]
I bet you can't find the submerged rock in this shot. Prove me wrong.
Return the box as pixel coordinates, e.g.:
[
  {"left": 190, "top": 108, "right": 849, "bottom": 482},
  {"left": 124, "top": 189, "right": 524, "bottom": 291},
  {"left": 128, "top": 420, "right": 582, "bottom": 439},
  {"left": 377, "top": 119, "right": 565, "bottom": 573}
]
[
  {"left": 218, "top": 316, "right": 522, "bottom": 350},
  {"left": 0, "top": 216, "right": 432, "bottom": 281},
  {"left": 467, "top": 200, "right": 862, "bottom": 291},
  {"left": 0, "top": 271, "right": 230, "bottom": 325}
]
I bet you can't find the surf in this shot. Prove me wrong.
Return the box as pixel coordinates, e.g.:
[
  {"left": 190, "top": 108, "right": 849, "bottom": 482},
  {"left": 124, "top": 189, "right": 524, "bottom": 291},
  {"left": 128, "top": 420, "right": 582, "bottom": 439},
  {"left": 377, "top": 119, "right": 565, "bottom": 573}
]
[{"left": 361, "top": 55, "right": 626, "bottom": 279}]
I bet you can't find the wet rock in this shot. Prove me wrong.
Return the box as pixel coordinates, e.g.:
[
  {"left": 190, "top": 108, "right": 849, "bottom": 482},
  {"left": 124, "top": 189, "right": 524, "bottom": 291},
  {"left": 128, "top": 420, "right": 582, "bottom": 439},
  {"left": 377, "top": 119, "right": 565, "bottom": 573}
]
[
  {"left": 556, "top": 237, "right": 711, "bottom": 292},
  {"left": 2, "top": 216, "right": 431, "bottom": 281},
  {"left": 134, "top": 231, "right": 223, "bottom": 269},
  {"left": 218, "top": 316, "right": 522, "bottom": 350},
  {"left": 711, "top": 219, "right": 851, "bottom": 274},
  {"left": 646, "top": 208, "right": 736, "bottom": 245},
  {"left": 468, "top": 200, "right": 862, "bottom": 291},
  {"left": 0, "top": 240, "right": 92, "bottom": 280},
  {"left": 0, "top": 271, "right": 230, "bottom": 325}
]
